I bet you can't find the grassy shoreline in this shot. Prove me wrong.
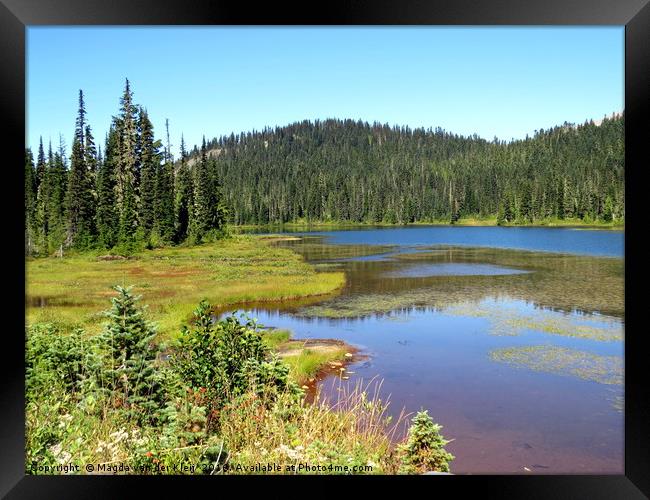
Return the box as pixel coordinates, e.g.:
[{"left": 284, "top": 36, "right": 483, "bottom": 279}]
[
  {"left": 26, "top": 234, "right": 357, "bottom": 403},
  {"left": 234, "top": 217, "right": 624, "bottom": 231},
  {"left": 26, "top": 234, "right": 346, "bottom": 340}
]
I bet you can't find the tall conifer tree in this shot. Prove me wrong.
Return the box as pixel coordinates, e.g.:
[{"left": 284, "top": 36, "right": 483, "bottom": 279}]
[
  {"left": 65, "top": 90, "right": 96, "bottom": 248},
  {"left": 137, "top": 107, "right": 157, "bottom": 236},
  {"left": 96, "top": 125, "right": 120, "bottom": 248},
  {"left": 191, "top": 137, "right": 214, "bottom": 241},
  {"left": 174, "top": 135, "right": 194, "bottom": 242},
  {"left": 116, "top": 79, "right": 138, "bottom": 243},
  {"left": 47, "top": 138, "right": 69, "bottom": 254},
  {"left": 25, "top": 149, "right": 37, "bottom": 255}
]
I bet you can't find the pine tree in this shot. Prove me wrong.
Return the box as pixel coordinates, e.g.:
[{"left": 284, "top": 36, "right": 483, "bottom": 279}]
[
  {"left": 191, "top": 137, "right": 214, "bottom": 241},
  {"left": 65, "top": 90, "right": 96, "bottom": 248},
  {"left": 46, "top": 138, "right": 69, "bottom": 254},
  {"left": 96, "top": 125, "right": 119, "bottom": 248},
  {"left": 100, "top": 286, "right": 162, "bottom": 422},
  {"left": 154, "top": 155, "right": 175, "bottom": 243},
  {"left": 25, "top": 149, "right": 37, "bottom": 255},
  {"left": 35, "top": 137, "right": 46, "bottom": 193},
  {"left": 174, "top": 135, "right": 194, "bottom": 243},
  {"left": 115, "top": 79, "right": 138, "bottom": 243},
  {"left": 137, "top": 107, "right": 157, "bottom": 236}
]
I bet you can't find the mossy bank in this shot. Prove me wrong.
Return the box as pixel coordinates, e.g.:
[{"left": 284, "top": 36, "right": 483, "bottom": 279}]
[{"left": 26, "top": 234, "right": 345, "bottom": 340}]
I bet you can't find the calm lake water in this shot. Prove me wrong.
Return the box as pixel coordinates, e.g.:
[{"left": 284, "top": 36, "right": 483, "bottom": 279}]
[{"left": 230, "top": 226, "right": 624, "bottom": 474}]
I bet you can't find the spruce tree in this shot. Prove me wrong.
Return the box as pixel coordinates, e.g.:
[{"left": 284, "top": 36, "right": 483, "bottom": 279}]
[
  {"left": 191, "top": 137, "right": 214, "bottom": 241},
  {"left": 33, "top": 141, "right": 51, "bottom": 255},
  {"left": 154, "top": 156, "right": 175, "bottom": 243},
  {"left": 35, "top": 137, "right": 46, "bottom": 193},
  {"left": 174, "top": 135, "right": 194, "bottom": 243},
  {"left": 209, "top": 158, "right": 227, "bottom": 232},
  {"left": 84, "top": 124, "right": 98, "bottom": 188},
  {"left": 25, "top": 149, "right": 37, "bottom": 255},
  {"left": 46, "top": 138, "right": 69, "bottom": 255},
  {"left": 137, "top": 107, "right": 157, "bottom": 236},
  {"left": 100, "top": 286, "right": 162, "bottom": 422},
  {"left": 96, "top": 125, "right": 119, "bottom": 248},
  {"left": 397, "top": 410, "right": 454, "bottom": 473},
  {"left": 115, "top": 79, "right": 138, "bottom": 243},
  {"left": 65, "top": 90, "right": 96, "bottom": 248}
]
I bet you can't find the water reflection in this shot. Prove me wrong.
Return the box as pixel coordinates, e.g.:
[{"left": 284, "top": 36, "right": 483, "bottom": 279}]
[{"left": 225, "top": 228, "right": 624, "bottom": 473}]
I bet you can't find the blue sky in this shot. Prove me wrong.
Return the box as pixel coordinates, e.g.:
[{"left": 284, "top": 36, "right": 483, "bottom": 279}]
[{"left": 27, "top": 26, "right": 623, "bottom": 159}]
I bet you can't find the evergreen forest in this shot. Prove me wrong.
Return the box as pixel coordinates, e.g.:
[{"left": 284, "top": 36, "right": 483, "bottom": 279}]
[{"left": 24, "top": 79, "right": 624, "bottom": 256}]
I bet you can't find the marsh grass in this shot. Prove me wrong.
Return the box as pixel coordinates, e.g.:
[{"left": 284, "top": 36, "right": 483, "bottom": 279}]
[
  {"left": 281, "top": 346, "right": 349, "bottom": 383},
  {"left": 236, "top": 217, "right": 624, "bottom": 230},
  {"left": 261, "top": 329, "right": 292, "bottom": 349},
  {"left": 218, "top": 377, "right": 409, "bottom": 474},
  {"left": 26, "top": 235, "right": 345, "bottom": 339},
  {"left": 258, "top": 329, "right": 353, "bottom": 385}
]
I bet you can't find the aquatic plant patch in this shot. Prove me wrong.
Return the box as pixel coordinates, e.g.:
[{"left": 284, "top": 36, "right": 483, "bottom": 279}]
[{"left": 489, "top": 345, "right": 623, "bottom": 385}]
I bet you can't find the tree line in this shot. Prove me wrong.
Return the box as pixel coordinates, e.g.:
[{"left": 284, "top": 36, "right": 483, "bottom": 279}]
[
  {"left": 25, "top": 80, "right": 624, "bottom": 256},
  {"left": 24, "top": 79, "right": 226, "bottom": 256},
  {"left": 193, "top": 116, "right": 624, "bottom": 226}
]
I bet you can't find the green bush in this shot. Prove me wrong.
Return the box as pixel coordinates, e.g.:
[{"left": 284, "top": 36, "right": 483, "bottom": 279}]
[
  {"left": 171, "top": 303, "right": 302, "bottom": 427},
  {"left": 26, "top": 324, "right": 100, "bottom": 397}
]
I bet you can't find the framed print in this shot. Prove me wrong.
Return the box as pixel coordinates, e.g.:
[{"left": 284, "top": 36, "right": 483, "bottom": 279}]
[{"left": 2, "top": 0, "right": 648, "bottom": 498}]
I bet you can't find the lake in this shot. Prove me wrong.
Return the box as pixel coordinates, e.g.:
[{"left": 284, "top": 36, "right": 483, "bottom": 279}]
[{"left": 228, "top": 225, "right": 624, "bottom": 474}]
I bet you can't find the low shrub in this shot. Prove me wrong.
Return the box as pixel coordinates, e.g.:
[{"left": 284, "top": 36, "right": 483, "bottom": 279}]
[{"left": 397, "top": 410, "right": 455, "bottom": 473}]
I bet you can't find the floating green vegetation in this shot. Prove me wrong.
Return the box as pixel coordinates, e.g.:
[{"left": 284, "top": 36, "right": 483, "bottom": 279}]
[
  {"left": 299, "top": 291, "right": 438, "bottom": 319},
  {"left": 489, "top": 346, "right": 623, "bottom": 385},
  {"left": 275, "top": 237, "right": 397, "bottom": 262},
  {"left": 392, "top": 246, "right": 624, "bottom": 317},
  {"left": 298, "top": 245, "right": 623, "bottom": 319},
  {"left": 445, "top": 302, "right": 623, "bottom": 342}
]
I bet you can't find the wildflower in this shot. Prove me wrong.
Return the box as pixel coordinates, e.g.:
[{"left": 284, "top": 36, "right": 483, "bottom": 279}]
[
  {"left": 276, "top": 444, "right": 303, "bottom": 461},
  {"left": 58, "top": 451, "right": 72, "bottom": 465}
]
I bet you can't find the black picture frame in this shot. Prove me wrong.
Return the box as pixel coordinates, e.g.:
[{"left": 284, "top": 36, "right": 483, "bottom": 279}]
[{"left": 2, "top": 1, "right": 648, "bottom": 498}]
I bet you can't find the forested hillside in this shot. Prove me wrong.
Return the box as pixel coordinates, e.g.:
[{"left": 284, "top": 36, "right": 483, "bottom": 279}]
[
  {"left": 193, "top": 116, "right": 624, "bottom": 226},
  {"left": 25, "top": 79, "right": 624, "bottom": 257}
]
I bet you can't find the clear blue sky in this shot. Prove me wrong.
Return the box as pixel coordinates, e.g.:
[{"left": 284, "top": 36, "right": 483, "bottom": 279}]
[{"left": 27, "top": 26, "right": 623, "bottom": 159}]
